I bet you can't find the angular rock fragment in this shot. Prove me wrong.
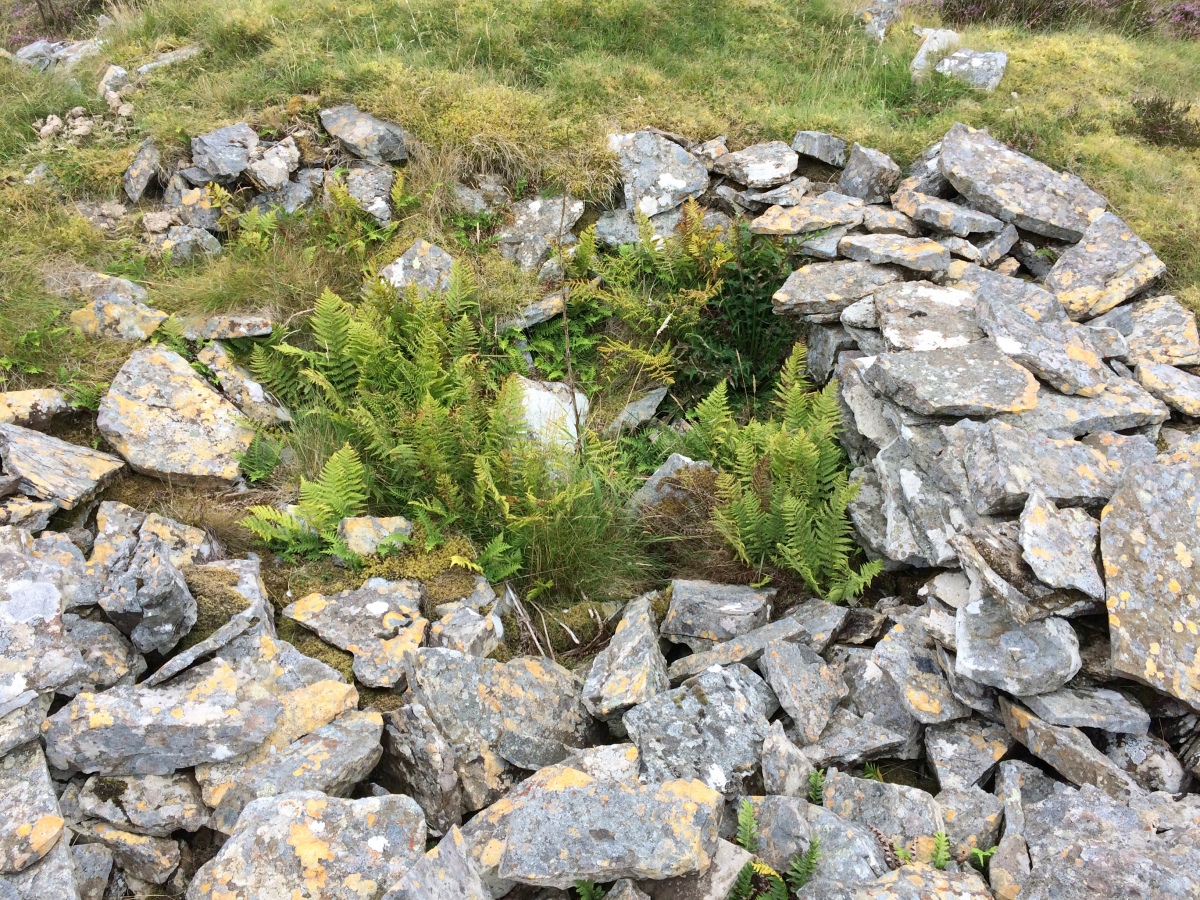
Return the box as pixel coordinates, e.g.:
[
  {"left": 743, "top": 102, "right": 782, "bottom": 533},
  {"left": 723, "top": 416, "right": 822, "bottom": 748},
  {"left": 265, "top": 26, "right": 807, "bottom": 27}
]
[
  {"left": 381, "top": 239, "right": 455, "bottom": 295},
  {"left": 874, "top": 281, "right": 982, "bottom": 351},
  {"left": 190, "top": 791, "right": 426, "bottom": 900},
  {"left": 0, "top": 389, "right": 68, "bottom": 431},
  {"left": 911, "top": 27, "right": 961, "bottom": 74},
  {"left": 75, "top": 821, "right": 179, "bottom": 884},
  {"left": 0, "top": 423, "right": 123, "bottom": 509},
  {"left": 1104, "top": 733, "right": 1188, "bottom": 793},
  {"left": 925, "top": 718, "right": 1014, "bottom": 790},
  {"left": 182, "top": 313, "right": 272, "bottom": 341},
  {"left": 791, "top": 130, "right": 847, "bottom": 166},
  {"left": 938, "top": 785, "right": 1003, "bottom": 856},
  {"left": 71, "top": 843, "right": 112, "bottom": 900},
  {"left": 1018, "top": 490, "right": 1103, "bottom": 599},
  {"left": 68, "top": 276, "right": 167, "bottom": 342},
  {"left": 802, "top": 706, "right": 908, "bottom": 767},
  {"left": 872, "top": 622, "right": 969, "bottom": 724},
  {"left": 745, "top": 176, "right": 811, "bottom": 207},
  {"left": 195, "top": 341, "right": 291, "bottom": 426},
  {"left": 245, "top": 137, "right": 299, "bottom": 192},
  {"left": 336, "top": 515, "right": 412, "bottom": 559},
  {"left": 939, "top": 123, "right": 1107, "bottom": 241},
  {"left": 714, "top": 141, "right": 798, "bottom": 188},
  {"left": 609, "top": 130, "right": 710, "bottom": 217},
  {"left": 1097, "top": 293, "right": 1200, "bottom": 366},
  {"left": 1136, "top": 362, "right": 1200, "bottom": 415},
  {"left": 0, "top": 743, "right": 63, "bottom": 875},
  {"left": 863, "top": 205, "right": 920, "bottom": 236},
  {"left": 0, "top": 577, "right": 86, "bottom": 710},
  {"left": 497, "top": 195, "right": 585, "bottom": 271},
  {"left": 149, "top": 224, "right": 222, "bottom": 263},
  {"left": 639, "top": 837, "right": 749, "bottom": 900},
  {"left": 0, "top": 696, "right": 49, "bottom": 757},
  {"left": 334, "top": 159, "right": 395, "bottom": 225},
  {"left": 996, "top": 377, "right": 1168, "bottom": 438},
  {"left": 79, "top": 772, "right": 206, "bottom": 836},
  {"left": 630, "top": 452, "right": 715, "bottom": 513},
  {"left": 739, "top": 796, "right": 813, "bottom": 872},
  {"left": 428, "top": 604, "right": 499, "bottom": 658},
  {"left": 761, "top": 720, "right": 815, "bottom": 798},
  {"left": 0, "top": 837, "right": 78, "bottom": 899},
  {"left": 250, "top": 166, "right": 324, "bottom": 214},
  {"left": 583, "top": 594, "right": 669, "bottom": 722},
  {"left": 836, "top": 144, "right": 901, "bottom": 204},
  {"left": 955, "top": 590, "right": 1080, "bottom": 695},
  {"left": 863, "top": 341, "right": 1039, "bottom": 416},
  {"left": 604, "top": 387, "right": 668, "bottom": 436},
  {"left": 123, "top": 139, "right": 161, "bottom": 203},
  {"left": 762, "top": 640, "right": 848, "bottom": 742},
  {"left": 514, "top": 375, "right": 588, "bottom": 451},
  {"left": 319, "top": 104, "right": 410, "bottom": 162},
  {"left": 772, "top": 259, "right": 902, "bottom": 320},
  {"left": 852, "top": 862, "right": 993, "bottom": 899},
  {"left": 1021, "top": 686, "right": 1149, "bottom": 734},
  {"left": 1044, "top": 212, "right": 1165, "bottom": 319},
  {"left": 190, "top": 123, "right": 259, "bottom": 181},
  {"left": 383, "top": 826, "right": 491, "bottom": 900},
  {"left": 665, "top": 609, "right": 825, "bottom": 683},
  {"left": 59, "top": 614, "right": 146, "bottom": 697},
  {"left": 822, "top": 770, "right": 944, "bottom": 848},
  {"left": 43, "top": 660, "right": 282, "bottom": 775},
  {"left": 935, "top": 49, "right": 1008, "bottom": 91},
  {"left": 623, "top": 665, "right": 770, "bottom": 795},
  {"left": 838, "top": 233, "right": 950, "bottom": 273},
  {"left": 379, "top": 703, "right": 462, "bottom": 836},
  {"left": 283, "top": 579, "right": 427, "bottom": 689},
  {"left": 750, "top": 192, "right": 865, "bottom": 235},
  {"left": 97, "top": 347, "right": 254, "bottom": 485},
  {"left": 659, "top": 579, "right": 773, "bottom": 652},
  {"left": 890, "top": 189, "right": 1002, "bottom": 238}
]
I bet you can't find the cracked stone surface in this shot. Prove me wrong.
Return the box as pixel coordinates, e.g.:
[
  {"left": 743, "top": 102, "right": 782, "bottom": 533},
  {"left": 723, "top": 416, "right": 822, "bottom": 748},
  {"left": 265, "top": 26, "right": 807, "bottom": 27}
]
[
  {"left": 0, "top": 423, "right": 124, "bottom": 510},
  {"left": 874, "top": 281, "right": 982, "bottom": 351},
  {"left": 0, "top": 742, "right": 62, "bottom": 875},
  {"left": 713, "top": 140, "right": 798, "bottom": 188},
  {"left": 837, "top": 143, "right": 902, "bottom": 204},
  {"left": 761, "top": 640, "right": 848, "bottom": 742},
  {"left": 1018, "top": 490, "right": 1104, "bottom": 600},
  {"left": 791, "top": 130, "right": 847, "bottom": 166},
  {"left": 319, "top": 104, "right": 410, "bottom": 162},
  {"left": 380, "top": 239, "right": 456, "bottom": 295},
  {"left": 872, "top": 621, "right": 970, "bottom": 725},
  {"left": 750, "top": 192, "right": 865, "bottom": 235},
  {"left": 583, "top": 594, "right": 670, "bottom": 722},
  {"left": 925, "top": 717, "right": 1015, "bottom": 790},
  {"left": 659, "top": 579, "right": 773, "bottom": 652},
  {"left": 935, "top": 49, "right": 1008, "bottom": 91},
  {"left": 1020, "top": 686, "right": 1150, "bottom": 734},
  {"left": 609, "top": 130, "right": 710, "bottom": 217},
  {"left": 1044, "top": 212, "right": 1165, "bottom": 320},
  {"left": 190, "top": 123, "right": 259, "bottom": 181},
  {"left": 838, "top": 233, "right": 951, "bottom": 273},
  {"left": 772, "top": 260, "right": 902, "bottom": 320}
]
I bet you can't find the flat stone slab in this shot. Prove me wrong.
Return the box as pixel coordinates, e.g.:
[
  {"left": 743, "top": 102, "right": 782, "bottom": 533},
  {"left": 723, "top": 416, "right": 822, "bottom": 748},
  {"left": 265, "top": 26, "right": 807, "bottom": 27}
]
[
  {"left": 379, "top": 702, "right": 463, "bottom": 837},
  {"left": 938, "top": 123, "right": 1107, "bottom": 241},
  {"left": 319, "top": 103, "right": 410, "bottom": 162},
  {"left": 191, "top": 791, "right": 426, "bottom": 900},
  {"left": 821, "top": 770, "right": 944, "bottom": 849},
  {"left": 78, "top": 772, "right": 206, "bottom": 837},
  {"left": 0, "top": 743, "right": 62, "bottom": 875},
  {"left": 190, "top": 123, "right": 259, "bottom": 181},
  {"left": 955, "top": 593, "right": 1080, "bottom": 696},
  {"left": 583, "top": 594, "right": 670, "bottom": 721},
  {"left": 772, "top": 260, "right": 902, "bottom": 320},
  {"left": 996, "top": 378, "right": 1168, "bottom": 439},
  {"left": 872, "top": 622, "right": 970, "bottom": 725},
  {"left": 713, "top": 140, "right": 798, "bottom": 188},
  {"left": 0, "top": 577, "right": 86, "bottom": 711},
  {"left": 802, "top": 706, "right": 909, "bottom": 767},
  {"left": 838, "top": 233, "right": 950, "bottom": 274},
  {"left": 1044, "top": 212, "right": 1165, "bottom": 319},
  {"left": 791, "top": 130, "right": 847, "bottom": 166},
  {"left": 380, "top": 239, "right": 455, "bottom": 295},
  {"left": 383, "top": 826, "right": 491, "bottom": 900},
  {"left": 97, "top": 347, "right": 254, "bottom": 486},
  {"left": 69, "top": 282, "right": 167, "bottom": 341},
  {"left": 852, "top": 862, "right": 993, "bottom": 900},
  {"left": 750, "top": 192, "right": 865, "bottom": 235},
  {"left": 72, "top": 821, "right": 178, "bottom": 884},
  {"left": 60, "top": 614, "right": 146, "bottom": 696},
  {"left": 863, "top": 205, "right": 919, "bottom": 236},
  {"left": 122, "top": 139, "right": 161, "bottom": 203},
  {"left": 1019, "top": 685, "right": 1149, "bottom": 734},
  {"left": 43, "top": 659, "right": 282, "bottom": 775},
  {"left": 924, "top": 718, "right": 1014, "bottom": 790},
  {"left": 0, "top": 837, "right": 78, "bottom": 899},
  {"left": 1102, "top": 457, "right": 1200, "bottom": 708},
  {"left": 874, "top": 281, "right": 982, "bottom": 351},
  {"left": 891, "top": 188, "right": 1003, "bottom": 237},
  {"left": 665, "top": 612, "right": 814, "bottom": 683},
  {"left": 836, "top": 143, "right": 901, "bottom": 204},
  {"left": 0, "top": 390, "right": 68, "bottom": 431},
  {"left": 862, "top": 341, "right": 1039, "bottom": 417},
  {"left": 1101, "top": 294, "right": 1200, "bottom": 366},
  {"left": 283, "top": 579, "right": 427, "bottom": 689},
  {"left": 0, "top": 423, "right": 123, "bottom": 509},
  {"left": 762, "top": 640, "right": 848, "bottom": 742},
  {"left": 609, "top": 130, "right": 710, "bottom": 217},
  {"left": 660, "top": 579, "right": 773, "bottom": 652},
  {"left": 935, "top": 49, "right": 1008, "bottom": 91},
  {"left": 1137, "top": 362, "right": 1200, "bottom": 415},
  {"left": 181, "top": 314, "right": 273, "bottom": 341},
  {"left": 1019, "top": 490, "right": 1104, "bottom": 599}
]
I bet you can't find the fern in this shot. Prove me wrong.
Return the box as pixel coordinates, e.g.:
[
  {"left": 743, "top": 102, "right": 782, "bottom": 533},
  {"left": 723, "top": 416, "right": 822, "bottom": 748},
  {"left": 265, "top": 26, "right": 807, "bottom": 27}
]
[
  {"left": 238, "top": 431, "right": 282, "bottom": 483},
  {"left": 728, "top": 863, "right": 755, "bottom": 900},
  {"left": 786, "top": 836, "right": 821, "bottom": 892},
  {"left": 736, "top": 798, "right": 759, "bottom": 853},
  {"left": 808, "top": 769, "right": 826, "bottom": 804},
  {"left": 894, "top": 843, "right": 913, "bottom": 863},
  {"left": 862, "top": 762, "right": 884, "bottom": 782},
  {"left": 574, "top": 881, "right": 605, "bottom": 900},
  {"left": 969, "top": 845, "right": 997, "bottom": 872},
  {"left": 931, "top": 832, "right": 951, "bottom": 870}
]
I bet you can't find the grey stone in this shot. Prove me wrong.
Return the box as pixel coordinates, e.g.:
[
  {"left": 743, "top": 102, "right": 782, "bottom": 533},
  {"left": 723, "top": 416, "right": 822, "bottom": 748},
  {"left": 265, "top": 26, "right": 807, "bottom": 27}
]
[
  {"left": 660, "top": 579, "right": 773, "bottom": 652},
  {"left": 319, "top": 103, "right": 411, "bottom": 162},
  {"left": 955, "top": 589, "right": 1080, "bottom": 695},
  {"left": 937, "top": 234, "right": 981, "bottom": 262},
  {"left": 182, "top": 313, "right": 273, "bottom": 341},
  {"left": 59, "top": 614, "right": 146, "bottom": 697},
  {"left": 837, "top": 646, "right": 923, "bottom": 759},
  {"left": 746, "top": 176, "right": 812, "bottom": 207},
  {"left": 190, "top": 123, "right": 259, "bottom": 181},
  {"left": 0, "top": 837, "right": 76, "bottom": 899},
  {"left": 190, "top": 791, "right": 426, "bottom": 900},
  {"left": 122, "top": 139, "right": 161, "bottom": 203},
  {"left": 795, "top": 223, "right": 856, "bottom": 260},
  {"left": 791, "top": 131, "right": 847, "bottom": 166},
  {"left": 761, "top": 720, "right": 815, "bottom": 798},
  {"left": 149, "top": 224, "right": 222, "bottom": 263},
  {"left": 925, "top": 718, "right": 1015, "bottom": 790},
  {"left": 382, "top": 826, "right": 492, "bottom": 900},
  {"left": 336, "top": 160, "right": 395, "bottom": 225},
  {"left": 0, "top": 573, "right": 86, "bottom": 710},
  {"left": 838, "top": 233, "right": 951, "bottom": 273},
  {"left": 43, "top": 659, "right": 282, "bottom": 775},
  {"left": 79, "top": 772, "right": 206, "bottom": 837},
  {"left": 872, "top": 621, "right": 970, "bottom": 724},
  {"left": 862, "top": 341, "right": 1039, "bottom": 417},
  {"left": 762, "top": 640, "right": 848, "bottom": 742},
  {"left": 514, "top": 376, "right": 588, "bottom": 451},
  {"left": 741, "top": 796, "right": 813, "bottom": 872},
  {"left": 802, "top": 804, "right": 890, "bottom": 887},
  {"left": 772, "top": 259, "right": 902, "bottom": 319},
  {"left": 939, "top": 123, "right": 1107, "bottom": 241},
  {"left": 822, "top": 769, "right": 944, "bottom": 848},
  {"left": 665, "top": 609, "right": 827, "bottom": 683},
  {"left": 583, "top": 594, "right": 669, "bottom": 721},
  {"left": 196, "top": 341, "right": 291, "bottom": 427},
  {"left": 978, "top": 223, "right": 1020, "bottom": 267},
  {"left": 380, "top": 239, "right": 455, "bottom": 295},
  {"left": 97, "top": 532, "right": 196, "bottom": 655},
  {"left": 604, "top": 387, "right": 668, "bottom": 436},
  {"left": 498, "top": 289, "right": 567, "bottom": 331},
  {"left": 1095, "top": 294, "right": 1200, "bottom": 366},
  {"left": 380, "top": 703, "right": 463, "bottom": 837},
  {"left": 852, "top": 862, "right": 993, "bottom": 899},
  {"left": 1044, "top": 212, "right": 1165, "bottom": 319},
  {"left": 836, "top": 144, "right": 901, "bottom": 204},
  {"left": 996, "top": 378, "right": 1168, "bottom": 439},
  {"left": 609, "top": 130, "right": 710, "bottom": 217},
  {"left": 862, "top": 205, "right": 920, "bottom": 236},
  {"left": 244, "top": 137, "right": 299, "bottom": 192},
  {"left": 1137, "top": 362, "right": 1200, "bottom": 415},
  {"left": 0, "top": 497, "right": 62, "bottom": 536},
  {"left": 72, "top": 843, "right": 112, "bottom": 900},
  {"left": 935, "top": 49, "right": 1008, "bottom": 91},
  {"left": 0, "top": 695, "right": 48, "bottom": 757},
  {"left": 1103, "top": 734, "right": 1189, "bottom": 794},
  {"left": 283, "top": 579, "right": 427, "bottom": 689},
  {"left": 630, "top": 453, "right": 715, "bottom": 514},
  {"left": 0, "top": 742, "right": 63, "bottom": 875},
  {"left": 497, "top": 196, "right": 584, "bottom": 271},
  {"left": 0, "top": 423, "right": 124, "bottom": 509},
  {"left": 428, "top": 604, "right": 499, "bottom": 658},
  {"left": 623, "top": 665, "right": 770, "bottom": 795},
  {"left": 135, "top": 45, "right": 201, "bottom": 74},
  {"left": 1101, "top": 457, "right": 1200, "bottom": 708},
  {"left": 0, "top": 389, "right": 69, "bottom": 431},
  {"left": 937, "top": 785, "right": 1003, "bottom": 857},
  {"left": 250, "top": 166, "right": 324, "bottom": 214},
  {"left": 638, "top": 838, "right": 749, "bottom": 900},
  {"left": 891, "top": 189, "right": 1003, "bottom": 237},
  {"left": 714, "top": 141, "right": 798, "bottom": 188},
  {"left": 68, "top": 274, "right": 166, "bottom": 342},
  {"left": 947, "top": 261, "right": 1069, "bottom": 323},
  {"left": 806, "top": 325, "right": 857, "bottom": 383},
  {"left": 802, "top": 706, "right": 908, "bottom": 767},
  {"left": 911, "top": 27, "right": 960, "bottom": 75},
  {"left": 874, "top": 281, "right": 982, "bottom": 351},
  {"left": 1019, "top": 490, "right": 1104, "bottom": 600},
  {"left": 750, "top": 192, "right": 865, "bottom": 235}
]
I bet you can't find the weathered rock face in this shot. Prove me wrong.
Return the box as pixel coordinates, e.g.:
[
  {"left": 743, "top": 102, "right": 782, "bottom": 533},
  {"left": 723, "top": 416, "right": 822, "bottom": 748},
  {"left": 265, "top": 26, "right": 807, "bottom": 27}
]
[
  {"left": 512, "top": 376, "right": 589, "bottom": 451},
  {"left": 78, "top": 772, "right": 206, "bottom": 837},
  {"left": 381, "top": 239, "right": 455, "bottom": 295},
  {"left": 383, "top": 826, "right": 492, "bottom": 900},
  {"left": 583, "top": 594, "right": 670, "bottom": 722},
  {"left": 609, "top": 131, "right": 710, "bottom": 217},
  {"left": 751, "top": 192, "right": 865, "bottom": 235},
  {"left": 925, "top": 717, "right": 1014, "bottom": 790},
  {"left": 936, "top": 49, "right": 1008, "bottom": 91},
  {"left": 319, "top": 104, "right": 411, "bottom": 162},
  {"left": 190, "top": 123, "right": 259, "bottom": 182},
  {"left": 1044, "top": 212, "right": 1165, "bottom": 319},
  {"left": 0, "top": 423, "right": 124, "bottom": 510},
  {"left": 97, "top": 347, "right": 254, "bottom": 485},
  {"left": 0, "top": 390, "right": 68, "bottom": 431},
  {"left": 496, "top": 195, "right": 584, "bottom": 271},
  {"left": 822, "top": 769, "right": 944, "bottom": 848},
  {"left": 773, "top": 260, "right": 902, "bottom": 321},
  {"left": 872, "top": 621, "right": 969, "bottom": 725},
  {"left": 379, "top": 703, "right": 463, "bottom": 837},
  {"left": 762, "top": 640, "right": 848, "bottom": 742},
  {"left": 792, "top": 130, "right": 847, "bottom": 166},
  {"left": 189, "top": 791, "right": 426, "bottom": 899},
  {"left": 714, "top": 141, "right": 798, "bottom": 189},
  {"left": 660, "top": 579, "right": 773, "bottom": 652},
  {"left": 955, "top": 589, "right": 1080, "bottom": 695},
  {"left": 0, "top": 742, "right": 63, "bottom": 875},
  {"left": 873, "top": 281, "right": 981, "bottom": 351},
  {"left": 837, "top": 143, "right": 901, "bottom": 204}
]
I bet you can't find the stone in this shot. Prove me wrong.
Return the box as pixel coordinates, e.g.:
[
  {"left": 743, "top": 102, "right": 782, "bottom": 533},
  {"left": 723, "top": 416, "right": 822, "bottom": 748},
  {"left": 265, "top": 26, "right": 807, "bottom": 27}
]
[
  {"left": 772, "top": 260, "right": 902, "bottom": 319},
  {"left": 822, "top": 769, "right": 944, "bottom": 848},
  {"left": 73, "top": 821, "right": 178, "bottom": 884},
  {"left": 59, "top": 614, "right": 146, "bottom": 696},
  {"left": 208, "top": 710, "right": 385, "bottom": 833},
  {"left": 623, "top": 665, "right": 770, "bottom": 795},
  {"left": 0, "top": 743, "right": 62, "bottom": 875},
  {"left": 837, "top": 144, "right": 902, "bottom": 204},
  {"left": 1000, "top": 699, "right": 1142, "bottom": 802},
  {"left": 911, "top": 27, "right": 961, "bottom": 75},
  {"left": 935, "top": 49, "right": 1008, "bottom": 91},
  {"left": 97, "top": 347, "right": 254, "bottom": 485},
  {"left": 665, "top": 612, "right": 822, "bottom": 683},
  {"left": 938, "top": 234, "right": 981, "bottom": 262},
  {"left": 337, "top": 515, "right": 413, "bottom": 558},
  {"left": 245, "top": 137, "right": 300, "bottom": 192},
  {"left": 513, "top": 376, "right": 588, "bottom": 451},
  {"left": 189, "top": 791, "right": 426, "bottom": 900},
  {"left": 761, "top": 720, "right": 815, "bottom": 797},
  {"left": 497, "top": 196, "right": 585, "bottom": 271},
  {"left": 1018, "top": 491, "right": 1104, "bottom": 599},
  {"left": 939, "top": 123, "right": 1107, "bottom": 241},
  {"left": 195, "top": 342, "right": 291, "bottom": 426},
  {"left": 150, "top": 224, "right": 222, "bottom": 263},
  {"left": 660, "top": 579, "right": 773, "bottom": 652},
  {"left": 791, "top": 131, "right": 847, "bottom": 166},
  {"left": 1044, "top": 212, "right": 1165, "bottom": 319},
  {"left": 97, "top": 63, "right": 128, "bottom": 97},
  {"left": 938, "top": 785, "right": 1003, "bottom": 856},
  {"left": 428, "top": 604, "right": 499, "bottom": 658},
  {"left": 604, "top": 387, "right": 668, "bottom": 436},
  {"left": 630, "top": 453, "right": 715, "bottom": 513},
  {"left": 740, "top": 796, "right": 814, "bottom": 872},
  {"left": 609, "top": 131, "right": 710, "bottom": 217},
  {"left": 979, "top": 223, "right": 1020, "bottom": 267},
  {"left": 43, "top": 659, "right": 282, "bottom": 775},
  {"left": 873, "top": 281, "right": 982, "bottom": 351},
  {"left": 406, "top": 649, "right": 593, "bottom": 810},
  {"left": 955, "top": 587, "right": 1080, "bottom": 695},
  {"left": 0, "top": 389, "right": 68, "bottom": 430},
  {"left": 250, "top": 166, "right": 324, "bottom": 214},
  {"left": 0, "top": 577, "right": 87, "bottom": 713},
  {"left": 1137, "top": 362, "right": 1200, "bottom": 415},
  {"left": 1101, "top": 457, "right": 1200, "bottom": 708},
  {"left": 379, "top": 703, "right": 463, "bottom": 836},
  {"left": 1017, "top": 687, "right": 1152, "bottom": 739},
  {"left": 838, "top": 233, "right": 950, "bottom": 274},
  {"left": 135, "top": 45, "right": 201, "bottom": 74},
  {"left": 72, "top": 843, "right": 112, "bottom": 900},
  {"left": 863, "top": 205, "right": 919, "bottom": 236},
  {"left": 996, "top": 377, "right": 1168, "bottom": 439},
  {"left": 802, "top": 803, "right": 891, "bottom": 888},
  {"left": 383, "top": 826, "right": 491, "bottom": 900},
  {"left": 123, "top": 139, "right": 161, "bottom": 203},
  {"left": 750, "top": 192, "right": 865, "bottom": 235},
  {"left": 1104, "top": 734, "right": 1189, "bottom": 794},
  {"left": 337, "top": 160, "right": 395, "bottom": 225},
  {"left": 319, "top": 104, "right": 411, "bottom": 162},
  {"left": 714, "top": 141, "right": 798, "bottom": 188},
  {"left": 69, "top": 277, "right": 166, "bottom": 341},
  {"left": 0, "top": 424, "right": 123, "bottom": 510},
  {"left": 582, "top": 594, "right": 669, "bottom": 722},
  {"left": 851, "top": 862, "right": 992, "bottom": 899},
  {"left": 891, "top": 189, "right": 1004, "bottom": 237},
  {"left": 745, "top": 176, "right": 812, "bottom": 207},
  {"left": 863, "top": 341, "right": 1038, "bottom": 417},
  {"left": 0, "top": 695, "right": 48, "bottom": 757},
  {"left": 283, "top": 579, "right": 426, "bottom": 689},
  {"left": 762, "top": 640, "right": 848, "bottom": 742},
  {"left": 1097, "top": 293, "right": 1200, "bottom": 366},
  {"left": 190, "top": 123, "right": 259, "bottom": 181},
  {"left": 496, "top": 770, "right": 721, "bottom": 888},
  {"left": 0, "top": 836, "right": 77, "bottom": 898},
  {"left": 873, "top": 622, "right": 970, "bottom": 725},
  {"left": 380, "top": 239, "right": 456, "bottom": 295},
  {"left": 925, "top": 718, "right": 1014, "bottom": 790},
  {"left": 639, "top": 838, "right": 749, "bottom": 900},
  {"left": 182, "top": 313, "right": 273, "bottom": 341},
  {"left": 79, "top": 772, "right": 206, "bottom": 836}
]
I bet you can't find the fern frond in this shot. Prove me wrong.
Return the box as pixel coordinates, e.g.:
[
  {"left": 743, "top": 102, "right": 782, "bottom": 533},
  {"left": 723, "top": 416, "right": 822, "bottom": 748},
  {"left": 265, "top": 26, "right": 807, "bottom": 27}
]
[
  {"left": 786, "top": 835, "right": 821, "bottom": 892},
  {"left": 736, "top": 798, "right": 759, "bottom": 853},
  {"left": 931, "top": 831, "right": 951, "bottom": 870}
]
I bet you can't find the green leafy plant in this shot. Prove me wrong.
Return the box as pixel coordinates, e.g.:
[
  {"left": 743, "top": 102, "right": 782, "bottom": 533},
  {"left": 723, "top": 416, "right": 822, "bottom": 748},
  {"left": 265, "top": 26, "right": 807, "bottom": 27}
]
[
  {"left": 894, "top": 842, "right": 913, "bottom": 864},
  {"left": 736, "top": 798, "right": 760, "bottom": 853},
  {"left": 574, "top": 881, "right": 606, "bottom": 900},
  {"left": 786, "top": 835, "right": 821, "bottom": 893},
  {"left": 728, "top": 799, "right": 820, "bottom": 900},
  {"left": 931, "top": 832, "right": 952, "bottom": 870},
  {"left": 238, "top": 431, "right": 283, "bottom": 484},
  {"left": 681, "top": 344, "right": 881, "bottom": 603},
  {"left": 862, "top": 762, "right": 885, "bottom": 782},
  {"left": 450, "top": 208, "right": 501, "bottom": 249},
  {"left": 969, "top": 845, "right": 998, "bottom": 873},
  {"left": 808, "top": 768, "right": 826, "bottom": 804}
]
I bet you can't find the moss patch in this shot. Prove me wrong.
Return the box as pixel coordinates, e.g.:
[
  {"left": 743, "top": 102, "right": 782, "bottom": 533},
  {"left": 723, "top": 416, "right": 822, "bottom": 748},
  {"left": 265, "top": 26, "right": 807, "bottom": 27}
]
[
  {"left": 361, "top": 530, "right": 479, "bottom": 613},
  {"left": 178, "top": 565, "right": 249, "bottom": 652}
]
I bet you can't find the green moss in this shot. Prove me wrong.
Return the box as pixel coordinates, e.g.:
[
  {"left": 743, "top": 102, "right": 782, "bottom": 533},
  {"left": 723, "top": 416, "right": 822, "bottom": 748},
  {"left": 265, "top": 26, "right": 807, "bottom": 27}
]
[
  {"left": 178, "top": 565, "right": 249, "bottom": 652},
  {"left": 361, "top": 530, "right": 479, "bottom": 613},
  {"left": 357, "top": 685, "right": 408, "bottom": 713}
]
